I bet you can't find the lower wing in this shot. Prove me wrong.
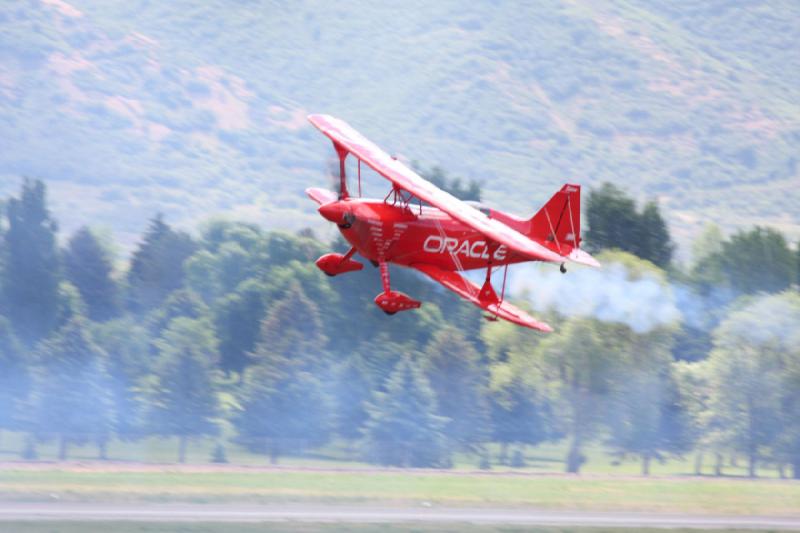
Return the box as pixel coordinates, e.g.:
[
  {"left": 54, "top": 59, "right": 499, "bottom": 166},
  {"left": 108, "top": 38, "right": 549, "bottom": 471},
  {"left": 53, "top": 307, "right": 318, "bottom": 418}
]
[
  {"left": 306, "top": 187, "right": 338, "bottom": 206},
  {"left": 412, "top": 263, "right": 552, "bottom": 332}
]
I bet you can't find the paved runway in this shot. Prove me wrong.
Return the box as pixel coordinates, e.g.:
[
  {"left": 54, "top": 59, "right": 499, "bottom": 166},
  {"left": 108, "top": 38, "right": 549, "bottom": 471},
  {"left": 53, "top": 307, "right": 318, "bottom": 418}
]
[{"left": 1, "top": 503, "right": 799, "bottom": 530}]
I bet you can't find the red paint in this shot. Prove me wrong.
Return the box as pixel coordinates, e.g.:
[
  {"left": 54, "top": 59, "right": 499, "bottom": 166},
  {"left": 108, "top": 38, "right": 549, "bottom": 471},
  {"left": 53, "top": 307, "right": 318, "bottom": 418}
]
[{"left": 306, "top": 115, "right": 600, "bottom": 331}]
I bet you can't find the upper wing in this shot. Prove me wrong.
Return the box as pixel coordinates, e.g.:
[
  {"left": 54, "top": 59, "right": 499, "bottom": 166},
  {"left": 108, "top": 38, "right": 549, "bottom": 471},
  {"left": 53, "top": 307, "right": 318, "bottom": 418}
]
[
  {"left": 308, "top": 114, "right": 564, "bottom": 264},
  {"left": 413, "top": 263, "right": 553, "bottom": 332}
]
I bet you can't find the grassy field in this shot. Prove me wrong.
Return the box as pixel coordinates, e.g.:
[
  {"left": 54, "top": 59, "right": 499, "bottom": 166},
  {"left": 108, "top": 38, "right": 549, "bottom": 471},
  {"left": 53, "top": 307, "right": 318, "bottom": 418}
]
[
  {"left": 0, "top": 524, "right": 789, "bottom": 533},
  {"left": 2, "top": 431, "right": 798, "bottom": 517},
  {"left": 0, "top": 431, "right": 790, "bottom": 479},
  {"left": 0, "top": 524, "right": 788, "bottom": 533},
  {"left": 1, "top": 469, "right": 799, "bottom": 516}
]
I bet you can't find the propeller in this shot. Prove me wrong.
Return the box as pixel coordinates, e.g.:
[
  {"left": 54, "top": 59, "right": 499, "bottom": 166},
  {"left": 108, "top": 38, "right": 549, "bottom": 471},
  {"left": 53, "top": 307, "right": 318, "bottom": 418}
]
[
  {"left": 319, "top": 150, "right": 356, "bottom": 228},
  {"left": 325, "top": 154, "right": 342, "bottom": 196}
]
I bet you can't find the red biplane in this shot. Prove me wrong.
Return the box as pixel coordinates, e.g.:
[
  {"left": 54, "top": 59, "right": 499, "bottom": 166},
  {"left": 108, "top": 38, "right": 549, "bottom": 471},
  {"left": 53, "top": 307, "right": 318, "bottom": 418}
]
[{"left": 306, "top": 114, "right": 599, "bottom": 331}]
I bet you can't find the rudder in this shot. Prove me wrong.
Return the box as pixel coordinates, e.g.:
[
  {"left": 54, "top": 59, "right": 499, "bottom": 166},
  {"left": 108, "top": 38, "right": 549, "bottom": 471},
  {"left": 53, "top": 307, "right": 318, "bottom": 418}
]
[{"left": 528, "top": 184, "right": 581, "bottom": 254}]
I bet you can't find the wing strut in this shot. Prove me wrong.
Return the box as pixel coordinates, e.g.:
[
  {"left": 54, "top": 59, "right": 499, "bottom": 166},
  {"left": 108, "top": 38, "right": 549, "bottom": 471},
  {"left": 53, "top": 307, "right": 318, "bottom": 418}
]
[
  {"left": 413, "top": 263, "right": 552, "bottom": 332},
  {"left": 357, "top": 159, "right": 362, "bottom": 197},
  {"left": 334, "top": 142, "right": 349, "bottom": 199},
  {"left": 480, "top": 262, "right": 510, "bottom": 322}
]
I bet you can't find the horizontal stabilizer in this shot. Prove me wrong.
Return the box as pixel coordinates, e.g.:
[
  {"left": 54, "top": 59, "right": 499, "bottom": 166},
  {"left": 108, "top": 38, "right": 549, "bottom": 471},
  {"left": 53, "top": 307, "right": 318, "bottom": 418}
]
[
  {"left": 567, "top": 247, "right": 601, "bottom": 268},
  {"left": 412, "top": 263, "right": 552, "bottom": 332}
]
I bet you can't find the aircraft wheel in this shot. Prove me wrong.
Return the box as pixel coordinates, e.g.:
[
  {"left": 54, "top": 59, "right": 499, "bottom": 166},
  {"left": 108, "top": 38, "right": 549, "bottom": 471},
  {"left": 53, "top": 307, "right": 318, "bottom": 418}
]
[
  {"left": 383, "top": 310, "right": 397, "bottom": 316},
  {"left": 560, "top": 263, "right": 567, "bottom": 274},
  {"left": 370, "top": 260, "right": 379, "bottom": 268}
]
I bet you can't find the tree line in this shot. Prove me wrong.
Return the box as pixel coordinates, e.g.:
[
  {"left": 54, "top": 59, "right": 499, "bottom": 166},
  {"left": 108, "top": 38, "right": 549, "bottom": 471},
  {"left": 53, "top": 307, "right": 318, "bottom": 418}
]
[{"left": 0, "top": 177, "right": 798, "bottom": 477}]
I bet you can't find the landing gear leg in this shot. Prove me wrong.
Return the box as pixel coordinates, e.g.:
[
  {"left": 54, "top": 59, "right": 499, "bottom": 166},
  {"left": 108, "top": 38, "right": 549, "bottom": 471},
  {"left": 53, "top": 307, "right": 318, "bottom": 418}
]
[
  {"left": 373, "top": 261, "right": 421, "bottom": 315},
  {"left": 379, "top": 261, "right": 391, "bottom": 294}
]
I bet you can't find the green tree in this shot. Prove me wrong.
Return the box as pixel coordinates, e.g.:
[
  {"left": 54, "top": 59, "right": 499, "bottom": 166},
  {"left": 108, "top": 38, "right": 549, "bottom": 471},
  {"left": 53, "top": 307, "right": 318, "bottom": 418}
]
[
  {"left": 585, "top": 183, "right": 673, "bottom": 268},
  {"left": 719, "top": 227, "right": 795, "bottom": 295},
  {"left": 30, "top": 317, "right": 114, "bottom": 460},
  {"left": 585, "top": 183, "right": 639, "bottom": 254},
  {"left": 91, "top": 317, "right": 152, "bottom": 439},
  {"left": 263, "top": 231, "right": 325, "bottom": 266},
  {"left": 637, "top": 201, "right": 674, "bottom": 268},
  {"left": 147, "top": 289, "right": 210, "bottom": 339},
  {"left": 127, "top": 214, "right": 196, "bottom": 313},
  {"left": 0, "top": 316, "right": 29, "bottom": 435},
  {"left": 422, "top": 327, "right": 490, "bottom": 453},
  {"left": 247, "top": 282, "right": 327, "bottom": 371},
  {"left": 56, "top": 281, "right": 87, "bottom": 327},
  {"left": 673, "top": 360, "right": 717, "bottom": 475},
  {"left": 1, "top": 178, "right": 60, "bottom": 345},
  {"left": 144, "top": 317, "right": 221, "bottom": 462},
  {"left": 489, "top": 377, "right": 554, "bottom": 465},
  {"left": 415, "top": 163, "right": 482, "bottom": 201},
  {"left": 483, "top": 320, "right": 554, "bottom": 464},
  {"left": 63, "top": 227, "right": 119, "bottom": 322},
  {"left": 214, "top": 278, "right": 268, "bottom": 374},
  {"left": 185, "top": 220, "right": 266, "bottom": 303},
  {"left": 332, "top": 355, "right": 372, "bottom": 441},
  {"left": 538, "top": 318, "right": 624, "bottom": 473},
  {"left": 702, "top": 294, "right": 793, "bottom": 477},
  {"left": 605, "top": 329, "right": 688, "bottom": 475},
  {"left": 235, "top": 363, "right": 332, "bottom": 463},
  {"left": 233, "top": 284, "right": 332, "bottom": 462},
  {"left": 362, "top": 356, "right": 449, "bottom": 467},
  {"left": 235, "top": 282, "right": 334, "bottom": 462},
  {"left": 772, "top": 294, "right": 800, "bottom": 478}
]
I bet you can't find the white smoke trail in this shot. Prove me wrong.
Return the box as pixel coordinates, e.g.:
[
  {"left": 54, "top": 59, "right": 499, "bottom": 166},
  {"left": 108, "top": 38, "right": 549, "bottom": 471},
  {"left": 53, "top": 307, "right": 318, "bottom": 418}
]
[{"left": 509, "top": 262, "right": 682, "bottom": 334}]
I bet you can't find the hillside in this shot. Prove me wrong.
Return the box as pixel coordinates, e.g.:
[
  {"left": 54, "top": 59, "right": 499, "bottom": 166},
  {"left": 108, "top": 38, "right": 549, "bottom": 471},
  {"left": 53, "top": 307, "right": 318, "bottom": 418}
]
[{"left": 1, "top": 0, "right": 799, "bottom": 254}]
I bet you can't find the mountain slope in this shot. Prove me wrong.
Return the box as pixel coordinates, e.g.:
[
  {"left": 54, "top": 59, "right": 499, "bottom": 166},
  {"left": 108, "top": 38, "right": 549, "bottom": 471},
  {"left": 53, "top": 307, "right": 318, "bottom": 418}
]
[{"left": 1, "top": 0, "right": 798, "bottom": 253}]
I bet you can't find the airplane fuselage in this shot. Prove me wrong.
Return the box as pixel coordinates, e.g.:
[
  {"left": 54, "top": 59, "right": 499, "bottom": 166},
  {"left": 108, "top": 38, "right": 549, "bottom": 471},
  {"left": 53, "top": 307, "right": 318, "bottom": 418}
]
[{"left": 320, "top": 198, "right": 533, "bottom": 271}]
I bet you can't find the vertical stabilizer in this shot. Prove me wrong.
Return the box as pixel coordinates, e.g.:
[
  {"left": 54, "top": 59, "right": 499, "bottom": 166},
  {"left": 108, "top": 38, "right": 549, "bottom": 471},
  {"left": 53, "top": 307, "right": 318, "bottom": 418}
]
[{"left": 528, "top": 184, "right": 582, "bottom": 255}]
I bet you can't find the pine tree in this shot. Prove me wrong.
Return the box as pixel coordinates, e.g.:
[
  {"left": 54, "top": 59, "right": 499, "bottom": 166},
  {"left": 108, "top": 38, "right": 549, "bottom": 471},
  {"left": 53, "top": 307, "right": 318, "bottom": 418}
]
[
  {"left": 235, "top": 363, "right": 332, "bottom": 463},
  {"left": 332, "top": 355, "right": 372, "bottom": 441},
  {"left": 422, "top": 327, "right": 490, "bottom": 452},
  {"left": 63, "top": 227, "right": 119, "bottom": 321},
  {"left": 585, "top": 183, "right": 639, "bottom": 254},
  {"left": 233, "top": 284, "right": 332, "bottom": 462},
  {"left": 362, "top": 356, "right": 449, "bottom": 467},
  {"left": 637, "top": 201, "right": 674, "bottom": 268},
  {"left": 585, "top": 183, "right": 674, "bottom": 268},
  {"left": 144, "top": 317, "right": 221, "bottom": 463},
  {"left": 127, "top": 214, "right": 196, "bottom": 313},
  {"left": 0, "top": 316, "right": 29, "bottom": 434},
  {"left": 30, "top": 317, "right": 114, "bottom": 460},
  {"left": 1, "top": 178, "right": 60, "bottom": 345},
  {"left": 214, "top": 278, "right": 268, "bottom": 374}
]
